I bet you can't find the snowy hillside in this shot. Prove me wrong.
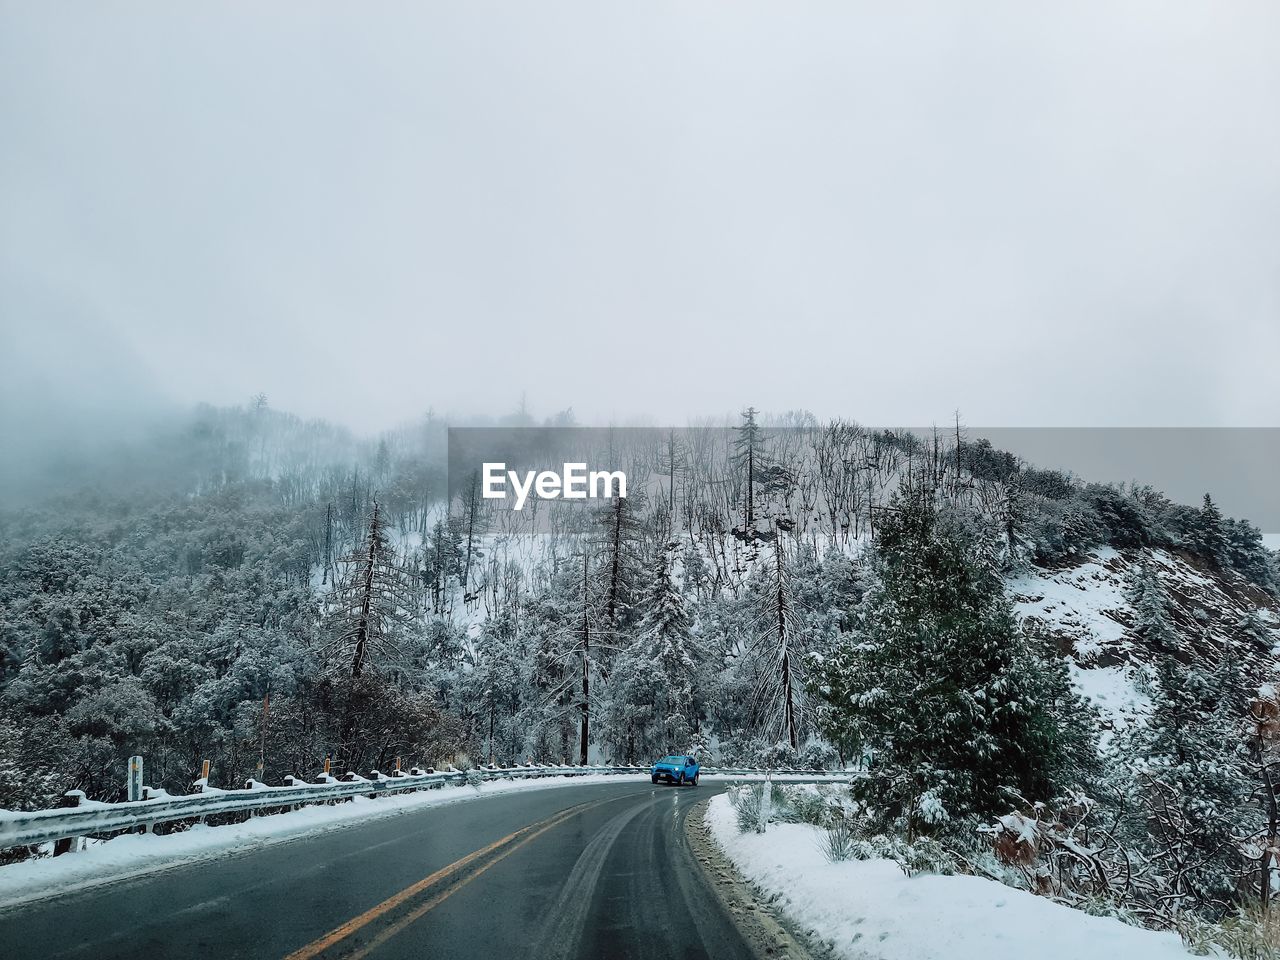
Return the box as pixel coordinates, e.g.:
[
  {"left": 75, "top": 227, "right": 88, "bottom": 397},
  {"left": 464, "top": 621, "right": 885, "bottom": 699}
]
[{"left": 1010, "top": 546, "right": 1280, "bottom": 732}]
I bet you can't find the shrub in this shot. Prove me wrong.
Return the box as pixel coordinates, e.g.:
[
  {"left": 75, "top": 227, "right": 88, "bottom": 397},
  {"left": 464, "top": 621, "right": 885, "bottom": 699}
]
[
  {"left": 731, "top": 784, "right": 764, "bottom": 833},
  {"left": 821, "top": 822, "right": 857, "bottom": 862}
]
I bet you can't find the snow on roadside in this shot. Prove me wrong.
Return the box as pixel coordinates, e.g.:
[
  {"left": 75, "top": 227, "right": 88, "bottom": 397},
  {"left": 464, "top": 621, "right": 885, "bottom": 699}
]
[
  {"left": 0, "top": 774, "right": 635, "bottom": 909},
  {"left": 704, "top": 794, "right": 1197, "bottom": 960}
]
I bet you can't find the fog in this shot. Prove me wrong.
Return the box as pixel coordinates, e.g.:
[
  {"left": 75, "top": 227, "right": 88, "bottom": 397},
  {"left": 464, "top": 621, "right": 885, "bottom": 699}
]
[{"left": 3, "top": 2, "right": 1278, "bottom": 449}]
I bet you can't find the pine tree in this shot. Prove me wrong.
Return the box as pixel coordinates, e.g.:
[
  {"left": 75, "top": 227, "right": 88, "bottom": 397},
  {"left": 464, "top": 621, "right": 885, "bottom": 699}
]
[
  {"left": 621, "top": 550, "right": 701, "bottom": 758},
  {"left": 1234, "top": 609, "right": 1274, "bottom": 656},
  {"left": 1127, "top": 655, "right": 1248, "bottom": 914},
  {"left": 1195, "top": 493, "right": 1227, "bottom": 567},
  {"left": 422, "top": 518, "right": 463, "bottom": 614},
  {"left": 593, "top": 494, "right": 644, "bottom": 634},
  {"left": 817, "top": 490, "right": 1094, "bottom": 835},
  {"left": 471, "top": 605, "right": 527, "bottom": 765},
  {"left": 733, "top": 407, "right": 765, "bottom": 533},
  {"left": 1126, "top": 562, "right": 1179, "bottom": 654}
]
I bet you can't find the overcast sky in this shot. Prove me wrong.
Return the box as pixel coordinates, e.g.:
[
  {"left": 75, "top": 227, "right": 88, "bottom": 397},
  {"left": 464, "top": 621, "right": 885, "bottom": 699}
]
[{"left": 2, "top": 2, "right": 1278, "bottom": 435}]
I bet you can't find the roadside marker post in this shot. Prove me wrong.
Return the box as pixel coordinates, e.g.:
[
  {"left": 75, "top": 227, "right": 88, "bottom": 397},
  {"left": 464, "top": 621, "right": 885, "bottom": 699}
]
[
  {"left": 758, "top": 771, "right": 772, "bottom": 834},
  {"left": 127, "top": 756, "right": 143, "bottom": 803}
]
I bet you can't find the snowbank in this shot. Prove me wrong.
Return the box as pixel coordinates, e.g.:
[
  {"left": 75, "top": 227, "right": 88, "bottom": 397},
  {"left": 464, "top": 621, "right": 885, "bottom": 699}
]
[
  {"left": 705, "top": 794, "right": 1197, "bottom": 960},
  {"left": 0, "top": 773, "right": 632, "bottom": 908}
]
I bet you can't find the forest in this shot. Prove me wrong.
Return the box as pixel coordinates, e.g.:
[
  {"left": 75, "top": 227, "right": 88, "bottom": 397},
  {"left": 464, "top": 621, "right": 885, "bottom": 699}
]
[{"left": 1, "top": 399, "right": 1278, "bottom": 935}]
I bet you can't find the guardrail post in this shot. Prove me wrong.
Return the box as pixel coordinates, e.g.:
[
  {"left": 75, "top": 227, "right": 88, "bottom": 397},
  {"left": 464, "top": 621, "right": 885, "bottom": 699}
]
[
  {"left": 140, "top": 787, "right": 157, "bottom": 833},
  {"left": 51, "top": 790, "right": 85, "bottom": 856}
]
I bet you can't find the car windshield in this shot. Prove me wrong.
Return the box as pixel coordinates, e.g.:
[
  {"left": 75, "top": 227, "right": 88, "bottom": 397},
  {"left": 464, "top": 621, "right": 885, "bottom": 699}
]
[{"left": 659, "top": 756, "right": 684, "bottom": 764}]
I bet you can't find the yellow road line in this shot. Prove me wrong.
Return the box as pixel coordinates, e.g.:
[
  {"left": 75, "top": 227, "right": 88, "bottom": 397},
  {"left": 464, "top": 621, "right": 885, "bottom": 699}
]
[{"left": 283, "top": 798, "right": 608, "bottom": 960}]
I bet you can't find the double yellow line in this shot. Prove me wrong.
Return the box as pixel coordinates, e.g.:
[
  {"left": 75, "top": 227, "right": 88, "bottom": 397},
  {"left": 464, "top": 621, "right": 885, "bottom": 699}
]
[{"left": 284, "top": 797, "right": 609, "bottom": 960}]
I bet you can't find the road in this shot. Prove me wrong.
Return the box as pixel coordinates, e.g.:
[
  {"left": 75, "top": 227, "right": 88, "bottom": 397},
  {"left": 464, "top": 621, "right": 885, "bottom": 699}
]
[{"left": 0, "top": 781, "right": 758, "bottom": 960}]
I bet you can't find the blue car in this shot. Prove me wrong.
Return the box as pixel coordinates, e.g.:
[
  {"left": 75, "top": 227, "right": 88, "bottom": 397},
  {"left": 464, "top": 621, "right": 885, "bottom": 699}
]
[{"left": 651, "top": 754, "right": 700, "bottom": 786}]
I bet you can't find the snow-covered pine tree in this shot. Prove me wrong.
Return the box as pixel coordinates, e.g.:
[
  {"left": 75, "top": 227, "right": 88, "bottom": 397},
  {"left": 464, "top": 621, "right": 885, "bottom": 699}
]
[
  {"left": 454, "top": 470, "right": 487, "bottom": 602},
  {"left": 1125, "top": 654, "right": 1249, "bottom": 916},
  {"left": 1126, "top": 561, "right": 1179, "bottom": 654},
  {"left": 816, "top": 487, "right": 1095, "bottom": 836},
  {"left": 469, "top": 604, "right": 527, "bottom": 765},
  {"left": 733, "top": 407, "right": 765, "bottom": 535},
  {"left": 602, "top": 548, "right": 701, "bottom": 761},
  {"left": 1191, "top": 493, "right": 1227, "bottom": 567},
  {"left": 593, "top": 494, "right": 645, "bottom": 634},
  {"left": 1234, "top": 609, "right": 1274, "bottom": 657},
  {"left": 422, "top": 517, "right": 463, "bottom": 614}
]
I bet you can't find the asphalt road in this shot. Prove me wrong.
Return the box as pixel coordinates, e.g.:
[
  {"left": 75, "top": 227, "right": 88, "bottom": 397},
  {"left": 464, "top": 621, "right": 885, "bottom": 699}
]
[{"left": 0, "top": 781, "right": 756, "bottom": 960}]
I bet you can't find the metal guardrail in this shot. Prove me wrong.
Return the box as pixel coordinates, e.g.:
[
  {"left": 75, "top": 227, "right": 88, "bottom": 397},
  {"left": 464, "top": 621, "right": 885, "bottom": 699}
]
[{"left": 0, "top": 764, "right": 853, "bottom": 852}]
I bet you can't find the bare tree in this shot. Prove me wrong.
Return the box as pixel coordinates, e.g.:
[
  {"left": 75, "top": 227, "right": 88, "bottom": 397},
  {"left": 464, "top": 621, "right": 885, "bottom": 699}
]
[
  {"left": 748, "top": 525, "right": 802, "bottom": 749},
  {"left": 326, "top": 500, "right": 413, "bottom": 678}
]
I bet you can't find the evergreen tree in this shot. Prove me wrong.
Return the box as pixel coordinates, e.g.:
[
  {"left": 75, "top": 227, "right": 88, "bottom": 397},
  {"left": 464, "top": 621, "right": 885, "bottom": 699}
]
[
  {"left": 422, "top": 518, "right": 463, "bottom": 614},
  {"left": 1126, "top": 562, "right": 1179, "bottom": 654},
  {"left": 1126, "top": 655, "right": 1249, "bottom": 914},
  {"left": 592, "top": 494, "right": 644, "bottom": 634},
  {"left": 602, "top": 549, "right": 701, "bottom": 761},
  {"left": 733, "top": 407, "right": 766, "bottom": 533},
  {"left": 1190, "top": 493, "right": 1227, "bottom": 567},
  {"left": 469, "top": 605, "right": 527, "bottom": 765},
  {"left": 816, "top": 490, "right": 1095, "bottom": 835}
]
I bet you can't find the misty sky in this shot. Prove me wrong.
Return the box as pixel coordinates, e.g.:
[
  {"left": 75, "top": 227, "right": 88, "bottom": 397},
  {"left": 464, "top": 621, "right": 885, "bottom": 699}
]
[{"left": 2, "top": 2, "right": 1278, "bottom": 435}]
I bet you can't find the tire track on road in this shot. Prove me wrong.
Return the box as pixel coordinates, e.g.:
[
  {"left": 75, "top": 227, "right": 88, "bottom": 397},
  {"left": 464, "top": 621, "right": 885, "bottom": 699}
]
[{"left": 528, "top": 792, "right": 666, "bottom": 959}]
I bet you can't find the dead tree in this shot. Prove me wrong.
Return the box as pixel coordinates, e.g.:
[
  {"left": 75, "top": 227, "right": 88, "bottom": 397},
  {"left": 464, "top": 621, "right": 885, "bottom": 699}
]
[
  {"left": 749, "top": 526, "right": 801, "bottom": 749},
  {"left": 327, "top": 500, "right": 412, "bottom": 678}
]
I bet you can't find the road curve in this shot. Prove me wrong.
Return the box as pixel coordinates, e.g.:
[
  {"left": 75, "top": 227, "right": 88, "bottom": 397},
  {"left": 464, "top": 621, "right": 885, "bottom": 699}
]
[{"left": 0, "top": 781, "right": 756, "bottom": 959}]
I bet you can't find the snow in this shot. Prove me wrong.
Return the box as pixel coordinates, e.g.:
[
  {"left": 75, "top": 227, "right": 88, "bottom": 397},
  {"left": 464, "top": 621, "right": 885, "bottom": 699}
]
[
  {"left": 1067, "top": 662, "right": 1150, "bottom": 735},
  {"left": 705, "top": 794, "right": 1198, "bottom": 960},
  {"left": 0, "top": 773, "right": 634, "bottom": 909},
  {"left": 1008, "top": 548, "right": 1130, "bottom": 656}
]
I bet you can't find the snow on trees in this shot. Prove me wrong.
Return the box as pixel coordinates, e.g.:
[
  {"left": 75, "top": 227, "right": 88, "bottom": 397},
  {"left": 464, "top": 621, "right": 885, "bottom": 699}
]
[
  {"left": 602, "top": 548, "right": 702, "bottom": 762},
  {"left": 325, "top": 500, "right": 414, "bottom": 679},
  {"left": 816, "top": 487, "right": 1097, "bottom": 835},
  {"left": 747, "top": 531, "right": 803, "bottom": 750}
]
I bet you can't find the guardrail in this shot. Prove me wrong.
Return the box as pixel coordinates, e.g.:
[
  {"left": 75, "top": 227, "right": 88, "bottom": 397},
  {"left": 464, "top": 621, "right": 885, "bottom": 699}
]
[{"left": 0, "top": 764, "right": 853, "bottom": 854}]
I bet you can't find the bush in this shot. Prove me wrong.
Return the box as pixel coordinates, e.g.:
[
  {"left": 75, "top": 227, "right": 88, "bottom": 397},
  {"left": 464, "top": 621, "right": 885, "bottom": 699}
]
[
  {"left": 842, "top": 831, "right": 958, "bottom": 876},
  {"left": 821, "top": 822, "right": 857, "bottom": 862},
  {"left": 1184, "top": 905, "right": 1280, "bottom": 960},
  {"left": 797, "top": 740, "right": 840, "bottom": 770},
  {"left": 730, "top": 784, "right": 764, "bottom": 833}
]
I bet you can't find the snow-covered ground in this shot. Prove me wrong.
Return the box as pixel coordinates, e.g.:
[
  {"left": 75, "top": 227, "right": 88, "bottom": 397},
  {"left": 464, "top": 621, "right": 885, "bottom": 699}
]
[
  {"left": 1009, "top": 546, "right": 1131, "bottom": 659},
  {"left": 0, "top": 773, "right": 635, "bottom": 909},
  {"left": 1007, "top": 544, "right": 1280, "bottom": 733},
  {"left": 705, "top": 794, "right": 1197, "bottom": 960}
]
